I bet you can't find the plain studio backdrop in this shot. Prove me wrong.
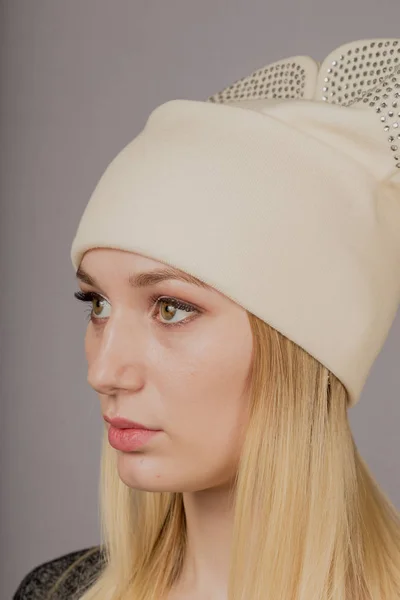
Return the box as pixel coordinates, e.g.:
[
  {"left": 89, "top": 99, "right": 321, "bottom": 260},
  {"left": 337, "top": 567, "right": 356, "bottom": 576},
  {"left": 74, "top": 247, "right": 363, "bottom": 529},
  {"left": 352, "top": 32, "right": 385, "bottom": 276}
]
[{"left": 1, "top": 1, "right": 400, "bottom": 598}]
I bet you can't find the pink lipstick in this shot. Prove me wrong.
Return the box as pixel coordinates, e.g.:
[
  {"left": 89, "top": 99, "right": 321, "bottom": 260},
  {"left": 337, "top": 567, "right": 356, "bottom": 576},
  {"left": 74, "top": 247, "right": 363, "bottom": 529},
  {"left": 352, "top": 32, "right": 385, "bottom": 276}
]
[
  {"left": 103, "top": 414, "right": 162, "bottom": 451},
  {"left": 107, "top": 426, "right": 161, "bottom": 451}
]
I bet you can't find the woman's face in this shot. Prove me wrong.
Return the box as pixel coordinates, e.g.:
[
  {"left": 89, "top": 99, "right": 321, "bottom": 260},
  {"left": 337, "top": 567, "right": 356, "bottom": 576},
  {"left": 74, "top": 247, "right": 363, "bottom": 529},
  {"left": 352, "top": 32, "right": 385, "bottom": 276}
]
[{"left": 77, "top": 248, "right": 254, "bottom": 492}]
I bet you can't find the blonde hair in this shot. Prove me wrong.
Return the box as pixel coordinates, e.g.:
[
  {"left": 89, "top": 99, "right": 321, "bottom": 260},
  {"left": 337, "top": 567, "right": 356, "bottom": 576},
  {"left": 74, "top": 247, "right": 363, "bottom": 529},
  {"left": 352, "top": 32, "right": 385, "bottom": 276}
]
[{"left": 77, "top": 312, "right": 400, "bottom": 599}]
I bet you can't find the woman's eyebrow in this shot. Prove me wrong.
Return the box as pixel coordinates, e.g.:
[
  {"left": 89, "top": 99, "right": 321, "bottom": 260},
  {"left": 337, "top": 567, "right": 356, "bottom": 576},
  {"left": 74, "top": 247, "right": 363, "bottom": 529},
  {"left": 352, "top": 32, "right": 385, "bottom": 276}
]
[{"left": 75, "top": 265, "right": 210, "bottom": 290}]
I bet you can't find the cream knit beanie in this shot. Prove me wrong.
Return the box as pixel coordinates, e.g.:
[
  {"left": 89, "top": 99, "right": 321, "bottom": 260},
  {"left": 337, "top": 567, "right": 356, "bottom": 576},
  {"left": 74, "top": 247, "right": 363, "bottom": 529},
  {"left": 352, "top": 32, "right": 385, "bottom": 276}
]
[{"left": 70, "top": 37, "right": 400, "bottom": 408}]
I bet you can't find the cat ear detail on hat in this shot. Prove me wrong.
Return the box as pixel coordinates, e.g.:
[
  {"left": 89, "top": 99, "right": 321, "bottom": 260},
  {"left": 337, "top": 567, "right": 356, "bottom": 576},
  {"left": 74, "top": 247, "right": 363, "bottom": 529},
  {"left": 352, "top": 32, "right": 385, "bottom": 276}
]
[
  {"left": 207, "top": 38, "right": 400, "bottom": 173},
  {"left": 206, "top": 38, "right": 400, "bottom": 106},
  {"left": 316, "top": 39, "right": 400, "bottom": 173},
  {"left": 206, "top": 53, "right": 317, "bottom": 102}
]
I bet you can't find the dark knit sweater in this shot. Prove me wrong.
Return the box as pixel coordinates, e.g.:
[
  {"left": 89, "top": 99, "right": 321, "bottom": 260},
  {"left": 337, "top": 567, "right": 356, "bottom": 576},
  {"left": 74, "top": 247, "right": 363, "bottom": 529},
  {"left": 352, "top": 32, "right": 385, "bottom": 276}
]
[{"left": 12, "top": 546, "right": 106, "bottom": 599}]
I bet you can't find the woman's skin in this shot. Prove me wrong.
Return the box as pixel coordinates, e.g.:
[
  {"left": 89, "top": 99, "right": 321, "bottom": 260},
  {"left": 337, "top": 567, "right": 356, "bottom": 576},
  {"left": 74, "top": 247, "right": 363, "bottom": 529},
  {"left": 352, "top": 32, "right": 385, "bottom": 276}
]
[{"left": 76, "top": 248, "right": 254, "bottom": 599}]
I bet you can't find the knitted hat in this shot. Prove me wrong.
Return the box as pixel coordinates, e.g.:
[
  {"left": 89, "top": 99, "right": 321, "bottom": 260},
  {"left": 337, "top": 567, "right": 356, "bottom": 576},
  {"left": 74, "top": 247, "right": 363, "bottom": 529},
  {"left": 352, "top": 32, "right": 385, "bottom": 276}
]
[{"left": 70, "top": 37, "right": 400, "bottom": 408}]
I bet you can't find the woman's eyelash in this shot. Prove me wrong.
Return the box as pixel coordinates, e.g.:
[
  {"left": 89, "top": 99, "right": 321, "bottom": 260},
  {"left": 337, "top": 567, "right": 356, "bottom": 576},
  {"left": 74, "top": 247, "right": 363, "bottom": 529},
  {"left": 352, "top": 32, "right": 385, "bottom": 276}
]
[{"left": 73, "top": 290, "right": 200, "bottom": 328}]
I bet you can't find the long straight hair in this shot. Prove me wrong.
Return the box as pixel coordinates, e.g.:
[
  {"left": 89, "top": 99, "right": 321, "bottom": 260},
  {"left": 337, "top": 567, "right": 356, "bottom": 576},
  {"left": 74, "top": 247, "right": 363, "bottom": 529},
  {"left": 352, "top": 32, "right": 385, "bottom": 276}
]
[{"left": 77, "top": 311, "right": 400, "bottom": 599}]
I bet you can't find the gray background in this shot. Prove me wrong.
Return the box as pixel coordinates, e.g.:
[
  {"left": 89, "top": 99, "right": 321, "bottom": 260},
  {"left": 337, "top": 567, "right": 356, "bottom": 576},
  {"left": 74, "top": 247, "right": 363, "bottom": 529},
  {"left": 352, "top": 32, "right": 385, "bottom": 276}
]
[{"left": 1, "top": 2, "right": 399, "bottom": 598}]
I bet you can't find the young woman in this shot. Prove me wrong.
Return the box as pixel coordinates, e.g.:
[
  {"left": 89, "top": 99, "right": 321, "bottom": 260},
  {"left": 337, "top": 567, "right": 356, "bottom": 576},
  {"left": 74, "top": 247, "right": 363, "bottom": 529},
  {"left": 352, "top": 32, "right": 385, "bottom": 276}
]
[{"left": 21, "top": 37, "right": 400, "bottom": 600}]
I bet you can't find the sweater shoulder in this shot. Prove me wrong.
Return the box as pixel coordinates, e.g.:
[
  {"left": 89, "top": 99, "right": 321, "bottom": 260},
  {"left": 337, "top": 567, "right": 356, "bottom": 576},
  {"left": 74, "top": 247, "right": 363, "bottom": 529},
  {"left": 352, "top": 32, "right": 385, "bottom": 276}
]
[{"left": 12, "top": 545, "right": 106, "bottom": 600}]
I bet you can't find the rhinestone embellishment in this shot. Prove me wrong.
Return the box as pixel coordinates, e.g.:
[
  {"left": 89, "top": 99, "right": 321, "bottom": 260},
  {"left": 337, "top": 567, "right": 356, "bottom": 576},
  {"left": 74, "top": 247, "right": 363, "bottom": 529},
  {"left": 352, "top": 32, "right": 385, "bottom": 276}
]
[
  {"left": 316, "top": 39, "right": 400, "bottom": 169},
  {"left": 206, "top": 39, "right": 400, "bottom": 169},
  {"left": 206, "top": 59, "right": 307, "bottom": 103}
]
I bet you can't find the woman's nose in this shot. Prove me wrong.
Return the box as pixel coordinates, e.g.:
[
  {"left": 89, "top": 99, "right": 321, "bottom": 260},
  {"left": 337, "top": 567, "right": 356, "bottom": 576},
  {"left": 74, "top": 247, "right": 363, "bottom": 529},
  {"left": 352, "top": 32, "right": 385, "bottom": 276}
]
[{"left": 86, "top": 314, "right": 147, "bottom": 394}]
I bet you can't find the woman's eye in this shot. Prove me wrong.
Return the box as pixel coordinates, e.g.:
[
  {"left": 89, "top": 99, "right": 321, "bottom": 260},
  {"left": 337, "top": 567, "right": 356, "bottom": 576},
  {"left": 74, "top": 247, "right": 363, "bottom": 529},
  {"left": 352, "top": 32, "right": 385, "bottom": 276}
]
[
  {"left": 74, "top": 291, "right": 111, "bottom": 321},
  {"left": 73, "top": 291, "right": 199, "bottom": 328},
  {"left": 155, "top": 297, "right": 199, "bottom": 327}
]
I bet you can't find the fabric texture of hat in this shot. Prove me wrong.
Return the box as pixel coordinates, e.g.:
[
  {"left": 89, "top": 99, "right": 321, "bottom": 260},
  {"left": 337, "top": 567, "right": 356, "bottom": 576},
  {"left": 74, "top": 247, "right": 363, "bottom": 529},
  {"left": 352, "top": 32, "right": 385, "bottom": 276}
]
[{"left": 70, "top": 38, "right": 400, "bottom": 409}]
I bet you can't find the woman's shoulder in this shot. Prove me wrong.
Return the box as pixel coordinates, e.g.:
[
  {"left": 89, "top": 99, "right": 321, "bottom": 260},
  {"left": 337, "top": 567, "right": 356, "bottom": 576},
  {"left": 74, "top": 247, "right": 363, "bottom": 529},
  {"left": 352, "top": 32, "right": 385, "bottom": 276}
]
[{"left": 12, "top": 545, "right": 106, "bottom": 600}]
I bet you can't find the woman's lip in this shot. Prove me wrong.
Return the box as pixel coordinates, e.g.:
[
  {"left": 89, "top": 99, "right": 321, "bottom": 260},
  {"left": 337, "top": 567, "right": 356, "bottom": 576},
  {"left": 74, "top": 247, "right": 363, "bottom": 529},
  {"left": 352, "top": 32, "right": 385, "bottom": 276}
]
[
  {"left": 108, "top": 426, "right": 161, "bottom": 451},
  {"left": 103, "top": 415, "right": 162, "bottom": 431}
]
